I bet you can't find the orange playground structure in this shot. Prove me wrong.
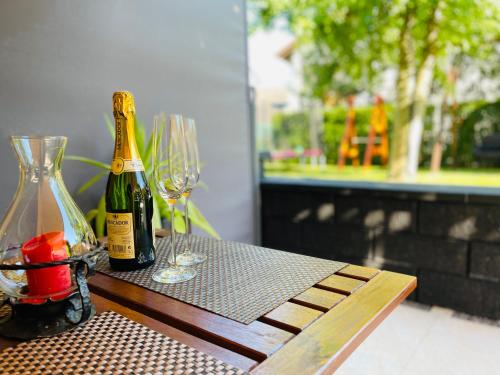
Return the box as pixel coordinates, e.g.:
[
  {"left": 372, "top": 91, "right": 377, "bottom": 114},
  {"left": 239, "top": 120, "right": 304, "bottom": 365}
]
[
  {"left": 338, "top": 95, "right": 389, "bottom": 168},
  {"left": 363, "top": 96, "right": 389, "bottom": 167},
  {"left": 338, "top": 96, "right": 360, "bottom": 167}
]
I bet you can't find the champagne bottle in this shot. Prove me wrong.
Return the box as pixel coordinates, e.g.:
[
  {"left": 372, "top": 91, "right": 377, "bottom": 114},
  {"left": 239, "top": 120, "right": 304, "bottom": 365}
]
[{"left": 105, "top": 91, "right": 155, "bottom": 271}]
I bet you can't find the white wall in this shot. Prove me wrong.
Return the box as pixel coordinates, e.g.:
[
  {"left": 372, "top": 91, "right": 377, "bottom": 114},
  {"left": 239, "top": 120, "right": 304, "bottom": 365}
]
[{"left": 0, "top": 0, "right": 255, "bottom": 243}]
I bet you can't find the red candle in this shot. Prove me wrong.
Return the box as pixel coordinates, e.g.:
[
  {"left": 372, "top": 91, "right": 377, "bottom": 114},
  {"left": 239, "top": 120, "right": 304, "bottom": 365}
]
[{"left": 21, "top": 232, "right": 72, "bottom": 303}]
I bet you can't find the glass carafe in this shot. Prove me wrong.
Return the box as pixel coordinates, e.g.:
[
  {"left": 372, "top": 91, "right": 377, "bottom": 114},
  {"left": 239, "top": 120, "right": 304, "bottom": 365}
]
[{"left": 0, "top": 136, "right": 97, "bottom": 302}]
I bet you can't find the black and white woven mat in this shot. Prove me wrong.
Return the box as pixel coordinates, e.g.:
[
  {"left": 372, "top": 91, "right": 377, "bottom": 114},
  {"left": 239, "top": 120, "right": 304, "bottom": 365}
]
[
  {"left": 96, "top": 235, "right": 346, "bottom": 324},
  {"left": 0, "top": 311, "right": 245, "bottom": 375}
]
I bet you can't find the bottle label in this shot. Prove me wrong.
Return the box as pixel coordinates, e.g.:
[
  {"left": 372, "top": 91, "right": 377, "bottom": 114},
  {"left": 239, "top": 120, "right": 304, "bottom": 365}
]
[
  {"left": 107, "top": 212, "right": 135, "bottom": 259},
  {"left": 111, "top": 158, "right": 144, "bottom": 175}
]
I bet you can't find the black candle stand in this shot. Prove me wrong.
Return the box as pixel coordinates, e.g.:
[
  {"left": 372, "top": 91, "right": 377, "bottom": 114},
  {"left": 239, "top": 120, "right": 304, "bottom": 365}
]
[{"left": 0, "top": 246, "right": 103, "bottom": 340}]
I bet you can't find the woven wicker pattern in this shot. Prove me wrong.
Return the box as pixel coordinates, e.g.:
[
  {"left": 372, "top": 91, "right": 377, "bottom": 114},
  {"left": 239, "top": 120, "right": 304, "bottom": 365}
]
[
  {"left": 96, "top": 235, "right": 346, "bottom": 324},
  {"left": 0, "top": 311, "right": 245, "bottom": 375},
  {"left": 0, "top": 291, "right": 10, "bottom": 320}
]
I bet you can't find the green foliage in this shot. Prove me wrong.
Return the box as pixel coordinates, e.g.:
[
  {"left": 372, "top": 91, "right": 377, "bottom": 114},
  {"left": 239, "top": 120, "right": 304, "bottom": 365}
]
[
  {"left": 418, "top": 101, "right": 489, "bottom": 168},
  {"left": 66, "top": 116, "right": 220, "bottom": 240},
  {"left": 252, "top": 0, "right": 500, "bottom": 99},
  {"left": 272, "top": 104, "right": 394, "bottom": 163},
  {"left": 253, "top": 0, "right": 499, "bottom": 179},
  {"left": 272, "top": 100, "right": 500, "bottom": 166},
  {"left": 271, "top": 112, "right": 310, "bottom": 150},
  {"left": 451, "top": 100, "right": 500, "bottom": 167},
  {"left": 323, "top": 105, "right": 394, "bottom": 163}
]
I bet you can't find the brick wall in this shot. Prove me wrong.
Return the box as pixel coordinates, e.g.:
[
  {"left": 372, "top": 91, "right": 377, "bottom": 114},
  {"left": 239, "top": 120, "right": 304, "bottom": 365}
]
[{"left": 261, "top": 180, "right": 500, "bottom": 319}]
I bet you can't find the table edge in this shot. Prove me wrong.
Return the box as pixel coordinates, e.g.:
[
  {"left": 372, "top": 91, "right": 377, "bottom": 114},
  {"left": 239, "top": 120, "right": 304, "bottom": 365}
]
[{"left": 251, "top": 271, "right": 417, "bottom": 374}]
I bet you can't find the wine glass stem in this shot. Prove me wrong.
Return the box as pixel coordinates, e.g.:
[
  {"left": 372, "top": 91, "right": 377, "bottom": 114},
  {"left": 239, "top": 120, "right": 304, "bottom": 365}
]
[
  {"left": 170, "top": 203, "right": 177, "bottom": 266},
  {"left": 184, "top": 195, "right": 192, "bottom": 254}
]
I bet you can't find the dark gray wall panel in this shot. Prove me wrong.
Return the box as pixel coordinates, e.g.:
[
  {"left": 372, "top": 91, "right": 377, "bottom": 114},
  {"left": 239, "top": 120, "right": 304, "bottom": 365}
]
[
  {"left": 0, "top": 1, "right": 254, "bottom": 242},
  {"left": 261, "top": 180, "right": 500, "bottom": 317}
]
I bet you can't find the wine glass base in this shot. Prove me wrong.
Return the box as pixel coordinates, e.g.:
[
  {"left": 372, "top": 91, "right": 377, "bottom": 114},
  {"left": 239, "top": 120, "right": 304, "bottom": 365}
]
[
  {"left": 152, "top": 266, "right": 197, "bottom": 284},
  {"left": 176, "top": 252, "right": 207, "bottom": 266}
]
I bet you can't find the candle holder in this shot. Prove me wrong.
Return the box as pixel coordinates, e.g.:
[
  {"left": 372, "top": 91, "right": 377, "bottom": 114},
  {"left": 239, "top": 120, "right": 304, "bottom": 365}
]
[
  {"left": 0, "top": 135, "right": 99, "bottom": 339},
  {"left": 0, "top": 245, "right": 102, "bottom": 339}
]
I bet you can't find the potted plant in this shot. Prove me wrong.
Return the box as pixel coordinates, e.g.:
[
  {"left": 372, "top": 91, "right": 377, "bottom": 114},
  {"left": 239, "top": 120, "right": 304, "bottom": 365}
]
[{"left": 66, "top": 115, "right": 219, "bottom": 239}]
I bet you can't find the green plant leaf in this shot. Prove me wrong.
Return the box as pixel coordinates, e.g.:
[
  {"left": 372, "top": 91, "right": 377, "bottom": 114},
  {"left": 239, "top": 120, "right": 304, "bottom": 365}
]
[
  {"left": 85, "top": 209, "right": 99, "bottom": 223},
  {"left": 104, "top": 113, "right": 115, "bottom": 140},
  {"left": 95, "top": 194, "right": 107, "bottom": 238},
  {"left": 72, "top": 115, "right": 219, "bottom": 241},
  {"left": 65, "top": 155, "right": 111, "bottom": 170},
  {"left": 173, "top": 207, "right": 186, "bottom": 234},
  {"left": 135, "top": 117, "right": 146, "bottom": 157},
  {"left": 152, "top": 192, "right": 170, "bottom": 219},
  {"left": 142, "top": 130, "right": 154, "bottom": 171},
  {"left": 187, "top": 200, "right": 220, "bottom": 239},
  {"left": 77, "top": 170, "right": 108, "bottom": 195},
  {"left": 152, "top": 197, "right": 162, "bottom": 229},
  {"left": 159, "top": 201, "right": 169, "bottom": 219}
]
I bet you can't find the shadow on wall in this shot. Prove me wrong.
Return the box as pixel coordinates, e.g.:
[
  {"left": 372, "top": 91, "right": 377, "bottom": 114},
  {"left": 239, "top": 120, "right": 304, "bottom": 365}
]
[{"left": 261, "top": 181, "right": 500, "bottom": 320}]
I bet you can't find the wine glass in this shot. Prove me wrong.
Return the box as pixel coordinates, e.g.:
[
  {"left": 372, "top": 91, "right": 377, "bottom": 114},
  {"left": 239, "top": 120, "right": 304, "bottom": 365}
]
[
  {"left": 176, "top": 118, "right": 207, "bottom": 266},
  {"left": 151, "top": 114, "right": 197, "bottom": 283}
]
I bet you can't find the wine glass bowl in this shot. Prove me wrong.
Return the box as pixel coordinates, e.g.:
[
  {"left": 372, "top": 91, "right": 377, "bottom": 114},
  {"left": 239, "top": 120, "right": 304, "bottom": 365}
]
[
  {"left": 151, "top": 114, "right": 197, "bottom": 284},
  {"left": 153, "top": 114, "right": 186, "bottom": 201},
  {"left": 176, "top": 118, "right": 207, "bottom": 266},
  {"left": 184, "top": 118, "right": 201, "bottom": 192}
]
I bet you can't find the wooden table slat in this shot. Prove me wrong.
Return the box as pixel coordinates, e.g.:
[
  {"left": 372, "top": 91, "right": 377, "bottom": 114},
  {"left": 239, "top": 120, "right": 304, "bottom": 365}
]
[
  {"left": 259, "top": 302, "right": 323, "bottom": 334},
  {"left": 251, "top": 271, "right": 417, "bottom": 375},
  {"left": 2, "top": 237, "right": 417, "bottom": 375},
  {"left": 291, "top": 287, "right": 346, "bottom": 312},
  {"left": 317, "top": 274, "right": 365, "bottom": 294},
  {"left": 88, "top": 273, "right": 294, "bottom": 362},
  {"left": 337, "top": 264, "right": 380, "bottom": 281}
]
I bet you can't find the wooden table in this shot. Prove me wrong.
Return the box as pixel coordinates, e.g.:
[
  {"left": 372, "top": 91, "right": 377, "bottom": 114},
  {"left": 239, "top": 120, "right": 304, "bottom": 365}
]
[{"left": 1, "top": 262, "right": 416, "bottom": 374}]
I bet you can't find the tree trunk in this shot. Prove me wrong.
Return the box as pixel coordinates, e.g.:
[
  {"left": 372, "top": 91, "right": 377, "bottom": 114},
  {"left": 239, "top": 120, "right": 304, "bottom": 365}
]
[
  {"left": 388, "top": 4, "right": 415, "bottom": 180},
  {"left": 430, "top": 93, "right": 445, "bottom": 172},
  {"left": 406, "top": 54, "right": 436, "bottom": 177},
  {"left": 406, "top": 0, "right": 441, "bottom": 177}
]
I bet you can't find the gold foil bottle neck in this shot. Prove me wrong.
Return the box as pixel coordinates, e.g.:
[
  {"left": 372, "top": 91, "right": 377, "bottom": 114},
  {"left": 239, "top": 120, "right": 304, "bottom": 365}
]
[
  {"left": 111, "top": 90, "right": 142, "bottom": 168},
  {"left": 113, "top": 91, "right": 136, "bottom": 118}
]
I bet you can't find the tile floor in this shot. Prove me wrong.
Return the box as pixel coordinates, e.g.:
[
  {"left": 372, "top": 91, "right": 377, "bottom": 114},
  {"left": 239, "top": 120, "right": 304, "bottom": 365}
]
[{"left": 336, "top": 302, "right": 500, "bottom": 375}]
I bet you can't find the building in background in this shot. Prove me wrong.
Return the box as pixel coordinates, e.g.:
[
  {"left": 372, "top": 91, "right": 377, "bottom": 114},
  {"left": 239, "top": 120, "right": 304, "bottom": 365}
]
[{"left": 248, "top": 29, "right": 302, "bottom": 151}]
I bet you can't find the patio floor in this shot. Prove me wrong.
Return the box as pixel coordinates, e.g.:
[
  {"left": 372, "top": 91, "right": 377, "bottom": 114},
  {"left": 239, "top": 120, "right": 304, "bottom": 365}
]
[{"left": 336, "top": 302, "right": 500, "bottom": 375}]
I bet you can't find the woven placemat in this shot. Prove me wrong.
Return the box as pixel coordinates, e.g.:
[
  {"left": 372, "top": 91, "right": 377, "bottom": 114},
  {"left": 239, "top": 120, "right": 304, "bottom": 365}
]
[
  {"left": 0, "top": 311, "right": 245, "bottom": 375},
  {"left": 0, "top": 291, "right": 10, "bottom": 320},
  {"left": 96, "top": 235, "right": 346, "bottom": 324}
]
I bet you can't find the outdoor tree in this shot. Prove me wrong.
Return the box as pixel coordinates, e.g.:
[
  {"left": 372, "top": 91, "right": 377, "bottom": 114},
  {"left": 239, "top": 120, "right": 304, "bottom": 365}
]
[{"left": 252, "top": 0, "right": 499, "bottom": 180}]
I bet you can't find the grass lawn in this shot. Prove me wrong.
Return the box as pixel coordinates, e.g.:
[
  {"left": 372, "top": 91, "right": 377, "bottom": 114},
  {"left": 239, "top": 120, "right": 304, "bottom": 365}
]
[{"left": 264, "top": 161, "right": 500, "bottom": 188}]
